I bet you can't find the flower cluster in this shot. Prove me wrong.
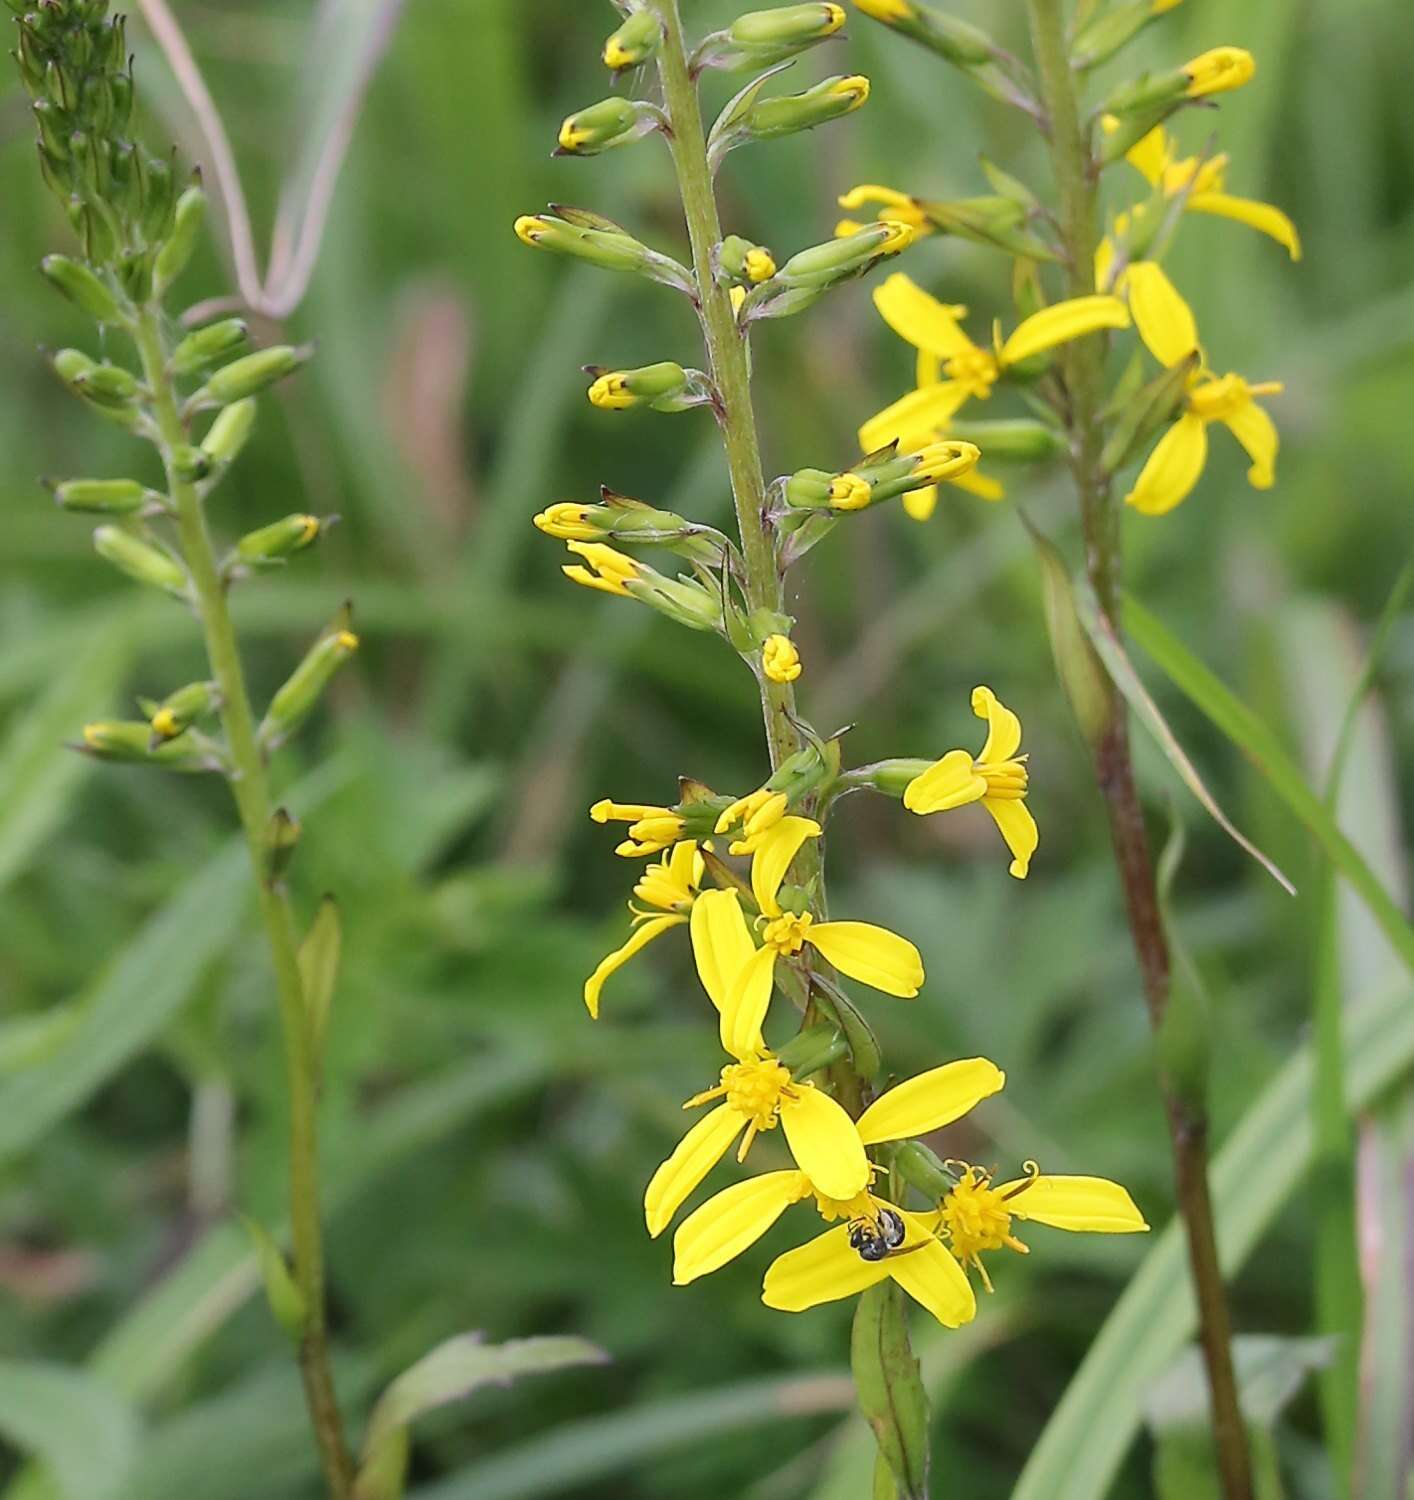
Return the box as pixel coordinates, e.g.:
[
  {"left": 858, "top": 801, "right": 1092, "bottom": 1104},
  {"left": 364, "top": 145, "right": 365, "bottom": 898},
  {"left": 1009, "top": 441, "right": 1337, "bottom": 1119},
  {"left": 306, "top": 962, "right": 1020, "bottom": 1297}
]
[{"left": 516, "top": 0, "right": 1145, "bottom": 1339}]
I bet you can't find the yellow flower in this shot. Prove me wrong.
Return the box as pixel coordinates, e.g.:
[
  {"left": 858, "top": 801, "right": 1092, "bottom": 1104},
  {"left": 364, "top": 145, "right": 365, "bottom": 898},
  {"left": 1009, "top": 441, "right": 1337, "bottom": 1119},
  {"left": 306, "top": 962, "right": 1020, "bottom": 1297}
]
[
  {"left": 743, "top": 246, "right": 776, "bottom": 283},
  {"left": 927, "top": 1160, "right": 1148, "bottom": 1293},
  {"left": 1182, "top": 45, "right": 1254, "bottom": 98},
  {"left": 590, "top": 797, "right": 687, "bottom": 857},
  {"left": 761, "top": 634, "right": 802, "bottom": 683},
  {"left": 671, "top": 1056, "right": 1006, "bottom": 1318},
  {"left": 904, "top": 685, "right": 1037, "bottom": 879},
  {"left": 1115, "top": 124, "right": 1300, "bottom": 262},
  {"left": 584, "top": 840, "right": 702, "bottom": 1017},
  {"left": 835, "top": 183, "right": 932, "bottom": 241},
  {"left": 643, "top": 888, "right": 876, "bottom": 1234},
  {"left": 1123, "top": 262, "right": 1282, "bottom": 515},
  {"left": 713, "top": 787, "right": 795, "bottom": 855},
  {"left": 860, "top": 274, "right": 1127, "bottom": 516},
  {"left": 561, "top": 541, "right": 640, "bottom": 596}
]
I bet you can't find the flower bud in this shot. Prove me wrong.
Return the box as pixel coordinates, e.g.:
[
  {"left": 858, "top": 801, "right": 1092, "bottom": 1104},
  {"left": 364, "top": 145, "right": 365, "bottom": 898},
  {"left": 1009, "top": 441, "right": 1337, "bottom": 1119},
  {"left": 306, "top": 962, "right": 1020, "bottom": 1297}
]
[
  {"left": 93, "top": 525, "right": 189, "bottom": 597},
  {"left": 52, "top": 348, "right": 140, "bottom": 413},
  {"left": 915, "top": 195, "right": 1059, "bottom": 261},
  {"left": 201, "top": 398, "right": 258, "bottom": 466},
  {"left": 169, "top": 318, "right": 248, "bottom": 377},
  {"left": 241, "top": 1218, "right": 308, "bottom": 1342},
  {"left": 946, "top": 417, "right": 1065, "bottom": 461},
  {"left": 236, "top": 513, "right": 327, "bottom": 565},
  {"left": 851, "top": 0, "right": 997, "bottom": 68},
  {"left": 41, "top": 254, "right": 123, "bottom": 322},
  {"left": 78, "top": 719, "right": 209, "bottom": 769},
  {"left": 514, "top": 211, "right": 694, "bottom": 295},
  {"left": 773, "top": 1022, "right": 849, "bottom": 1078},
  {"left": 557, "top": 96, "right": 662, "bottom": 156},
  {"left": 153, "top": 184, "right": 206, "bottom": 294},
  {"left": 533, "top": 502, "right": 605, "bottom": 541},
  {"left": 1026, "top": 521, "right": 1113, "bottom": 748},
  {"left": 148, "top": 679, "right": 217, "bottom": 743},
  {"left": 733, "top": 73, "right": 869, "bottom": 143},
  {"left": 775, "top": 220, "right": 911, "bottom": 286},
  {"left": 1100, "top": 352, "right": 1199, "bottom": 477},
  {"left": 717, "top": 235, "right": 777, "bottom": 285},
  {"left": 1182, "top": 46, "right": 1255, "bottom": 98},
  {"left": 1071, "top": 0, "right": 1180, "bottom": 71},
  {"left": 259, "top": 617, "right": 359, "bottom": 750},
  {"left": 761, "top": 633, "right": 802, "bottom": 683},
  {"left": 697, "top": 5, "right": 846, "bottom": 70},
  {"left": 171, "top": 445, "right": 213, "bottom": 483},
  {"left": 265, "top": 808, "right": 302, "bottom": 887},
  {"left": 894, "top": 1139, "right": 955, "bottom": 1200},
  {"left": 586, "top": 361, "right": 712, "bottom": 413},
  {"left": 195, "top": 345, "right": 309, "bottom": 407},
  {"left": 603, "top": 10, "right": 660, "bottom": 71},
  {"left": 49, "top": 477, "right": 158, "bottom": 515}
]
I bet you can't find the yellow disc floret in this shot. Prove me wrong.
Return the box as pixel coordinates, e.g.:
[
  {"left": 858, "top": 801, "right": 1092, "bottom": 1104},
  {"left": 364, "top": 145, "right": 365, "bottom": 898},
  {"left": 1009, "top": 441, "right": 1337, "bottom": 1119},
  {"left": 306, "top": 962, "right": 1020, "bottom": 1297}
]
[
  {"left": 763, "top": 910, "right": 813, "bottom": 955},
  {"left": 938, "top": 1163, "right": 1033, "bottom": 1291},
  {"left": 761, "top": 633, "right": 802, "bottom": 684}
]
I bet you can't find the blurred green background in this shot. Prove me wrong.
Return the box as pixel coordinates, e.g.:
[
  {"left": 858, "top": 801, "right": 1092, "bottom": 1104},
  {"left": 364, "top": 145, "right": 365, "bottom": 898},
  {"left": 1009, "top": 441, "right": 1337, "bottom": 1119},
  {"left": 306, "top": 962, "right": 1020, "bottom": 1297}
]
[{"left": 1, "top": 1, "right": 1411, "bottom": 1496}]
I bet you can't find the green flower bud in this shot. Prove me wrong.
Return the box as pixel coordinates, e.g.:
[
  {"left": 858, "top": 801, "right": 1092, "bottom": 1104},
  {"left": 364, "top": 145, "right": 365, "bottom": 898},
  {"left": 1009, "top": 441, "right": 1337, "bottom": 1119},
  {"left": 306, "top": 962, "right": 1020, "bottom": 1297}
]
[
  {"left": 78, "top": 719, "right": 210, "bottom": 769},
  {"left": 241, "top": 1218, "right": 309, "bottom": 1342},
  {"left": 585, "top": 361, "right": 714, "bottom": 413},
  {"left": 93, "top": 525, "right": 190, "bottom": 597},
  {"left": 916, "top": 195, "right": 1059, "bottom": 261},
  {"left": 49, "top": 477, "right": 157, "bottom": 515},
  {"left": 513, "top": 211, "right": 694, "bottom": 295},
  {"left": 259, "top": 617, "right": 360, "bottom": 750},
  {"left": 1100, "top": 352, "right": 1199, "bottom": 477},
  {"left": 1071, "top": 0, "right": 1176, "bottom": 71},
  {"left": 148, "top": 679, "right": 218, "bottom": 742},
  {"left": 169, "top": 318, "right": 248, "bottom": 377},
  {"left": 603, "top": 10, "right": 660, "bottom": 70},
  {"left": 201, "top": 399, "right": 258, "bottom": 466},
  {"left": 734, "top": 72, "right": 870, "bottom": 143},
  {"left": 153, "top": 184, "right": 206, "bottom": 294},
  {"left": 41, "top": 254, "right": 123, "bottom": 322},
  {"left": 773, "top": 1022, "right": 849, "bottom": 1079},
  {"left": 894, "top": 1139, "right": 955, "bottom": 1200},
  {"left": 195, "top": 345, "right": 309, "bottom": 407},
  {"left": 556, "top": 96, "right": 662, "bottom": 156},
  {"left": 782, "top": 468, "right": 835, "bottom": 509},
  {"left": 236, "top": 512, "right": 326, "bottom": 565},
  {"left": 697, "top": 4, "right": 846, "bottom": 70},
  {"left": 851, "top": 0, "right": 996, "bottom": 66},
  {"left": 52, "top": 348, "right": 140, "bottom": 411},
  {"left": 739, "top": 221, "right": 913, "bottom": 323},
  {"left": 717, "top": 234, "right": 777, "bottom": 285},
  {"left": 946, "top": 417, "right": 1065, "bottom": 461}
]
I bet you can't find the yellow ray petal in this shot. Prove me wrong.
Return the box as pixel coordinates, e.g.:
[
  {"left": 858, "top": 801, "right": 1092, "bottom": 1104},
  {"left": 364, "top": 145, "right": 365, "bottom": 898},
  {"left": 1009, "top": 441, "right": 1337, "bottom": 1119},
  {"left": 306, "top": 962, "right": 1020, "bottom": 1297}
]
[
  {"left": 750, "top": 815, "right": 821, "bottom": 918},
  {"left": 1124, "top": 410, "right": 1208, "bottom": 515},
  {"left": 872, "top": 272, "right": 976, "bottom": 360},
  {"left": 721, "top": 944, "right": 778, "bottom": 1059},
  {"left": 690, "top": 888, "right": 756, "bottom": 1012},
  {"left": 902, "top": 748, "right": 986, "bottom": 815},
  {"left": 1220, "top": 397, "right": 1279, "bottom": 489},
  {"left": 666, "top": 837, "right": 701, "bottom": 890},
  {"left": 780, "top": 1085, "right": 870, "bottom": 1200},
  {"left": 995, "top": 1174, "right": 1150, "bottom": 1233},
  {"left": 761, "top": 1222, "right": 890, "bottom": 1311},
  {"left": 915, "top": 347, "right": 941, "bottom": 387},
  {"left": 887, "top": 1211, "right": 978, "bottom": 1327},
  {"left": 1124, "top": 125, "right": 1170, "bottom": 186},
  {"left": 807, "top": 920, "right": 923, "bottom": 998},
  {"left": 973, "top": 684, "right": 1021, "bottom": 763},
  {"left": 673, "top": 1170, "right": 810, "bottom": 1284},
  {"left": 983, "top": 795, "right": 1039, "bottom": 880},
  {"left": 902, "top": 483, "right": 938, "bottom": 522},
  {"left": 584, "top": 914, "right": 686, "bottom": 1018},
  {"left": 858, "top": 381, "right": 973, "bottom": 455},
  {"left": 856, "top": 1057, "right": 1006, "bottom": 1146},
  {"left": 644, "top": 1104, "right": 747, "bottom": 1237},
  {"left": 948, "top": 466, "right": 1005, "bottom": 502},
  {"left": 999, "top": 295, "right": 1130, "bottom": 367},
  {"left": 1125, "top": 261, "right": 1199, "bottom": 368},
  {"left": 1187, "top": 192, "right": 1301, "bottom": 261}
]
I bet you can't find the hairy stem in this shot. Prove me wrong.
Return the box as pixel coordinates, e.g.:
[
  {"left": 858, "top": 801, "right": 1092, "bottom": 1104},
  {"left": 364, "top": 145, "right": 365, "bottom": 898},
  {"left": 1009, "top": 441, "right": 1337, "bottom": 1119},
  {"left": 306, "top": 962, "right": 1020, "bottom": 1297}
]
[
  {"left": 134, "top": 310, "right": 355, "bottom": 1499},
  {"left": 1023, "top": 4, "right": 1253, "bottom": 1497}
]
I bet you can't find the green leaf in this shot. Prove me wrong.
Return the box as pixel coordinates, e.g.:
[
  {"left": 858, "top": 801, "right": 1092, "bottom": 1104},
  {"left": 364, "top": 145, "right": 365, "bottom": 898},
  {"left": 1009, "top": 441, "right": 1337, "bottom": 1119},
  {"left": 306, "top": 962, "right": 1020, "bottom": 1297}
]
[
  {"left": 1011, "top": 977, "right": 1414, "bottom": 1500},
  {"left": 849, "top": 1283, "right": 929, "bottom": 1500},
  {"left": 1073, "top": 581, "right": 1294, "bottom": 893},
  {"left": 410, "top": 1372, "right": 856, "bottom": 1500},
  {"left": 238, "top": 1217, "right": 308, "bottom": 1341},
  {"left": 0, "top": 1360, "right": 140, "bottom": 1500},
  {"left": 298, "top": 895, "right": 342, "bottom": 1059},
  {"left": 357, "top": 1335, "right": 609, "bottom": 1500},
  {"left": 0, "top": 633, "right": 126, "bottom": 893},
  {"left": 0, "top": 840, "right": 249, "bottom": 1165},
  {"left": 1123, "top": 594, "right": 1414, "bottom": 974}
]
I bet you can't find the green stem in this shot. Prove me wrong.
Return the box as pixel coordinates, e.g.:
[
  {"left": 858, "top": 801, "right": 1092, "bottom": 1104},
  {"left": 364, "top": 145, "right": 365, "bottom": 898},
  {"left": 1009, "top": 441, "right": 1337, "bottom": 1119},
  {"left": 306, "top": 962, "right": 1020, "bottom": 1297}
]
[
  {"left": 133, "top": 310, "right": 355, "bottom": 1499},
  {"left": 1023, "top": 5, "right": 1253, "bottom": 1499}
]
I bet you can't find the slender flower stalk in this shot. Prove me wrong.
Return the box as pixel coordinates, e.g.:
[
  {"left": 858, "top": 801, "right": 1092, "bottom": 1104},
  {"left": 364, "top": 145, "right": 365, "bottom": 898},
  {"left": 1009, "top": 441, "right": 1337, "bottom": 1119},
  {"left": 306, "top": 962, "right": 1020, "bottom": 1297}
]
[{"left": 1023, "top": 4, "right": 1252, "bottom": 1495}]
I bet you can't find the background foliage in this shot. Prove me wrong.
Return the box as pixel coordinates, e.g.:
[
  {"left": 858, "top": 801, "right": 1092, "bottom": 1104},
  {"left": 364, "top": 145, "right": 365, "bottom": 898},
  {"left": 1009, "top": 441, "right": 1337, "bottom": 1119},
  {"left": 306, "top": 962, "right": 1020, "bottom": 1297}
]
[{"left": 1, "top": 1, "right": 1410, "bottom": 1495}]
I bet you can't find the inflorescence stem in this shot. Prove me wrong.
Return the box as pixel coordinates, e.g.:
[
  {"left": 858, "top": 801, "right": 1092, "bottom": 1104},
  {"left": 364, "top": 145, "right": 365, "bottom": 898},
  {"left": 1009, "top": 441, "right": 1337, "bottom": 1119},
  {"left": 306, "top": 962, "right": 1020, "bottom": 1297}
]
[
  {"left": 133, "top": 310, "right": 356, "bottom": 1499},
  {"left": 1022, "top": 5, "right": 1253, "bottom": 1497}
]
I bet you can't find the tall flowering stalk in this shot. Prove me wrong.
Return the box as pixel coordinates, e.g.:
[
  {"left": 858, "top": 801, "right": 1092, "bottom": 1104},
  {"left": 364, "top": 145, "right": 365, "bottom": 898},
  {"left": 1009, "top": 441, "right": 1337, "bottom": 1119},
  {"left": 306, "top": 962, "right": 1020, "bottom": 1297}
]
[
  {"left": 848, "top": 2, "right": 1301, "bottom": 1495},
  {"left": 519, "top": 3, "right": 1147, "bottom": 1488},
  {"left": 9, "top": 3, "right": 357, "bottom": 1490}
]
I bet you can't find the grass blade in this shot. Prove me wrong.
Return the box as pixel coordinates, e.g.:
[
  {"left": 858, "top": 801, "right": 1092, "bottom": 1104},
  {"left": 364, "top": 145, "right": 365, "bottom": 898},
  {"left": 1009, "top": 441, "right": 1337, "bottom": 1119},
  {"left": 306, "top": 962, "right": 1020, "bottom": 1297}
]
[
  {"left": 1011, "top": 977, "right": 1414, "bottom": 1500},
  {"left": 0, "top": 1360, "right": 140, "bottom": 1500}
]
